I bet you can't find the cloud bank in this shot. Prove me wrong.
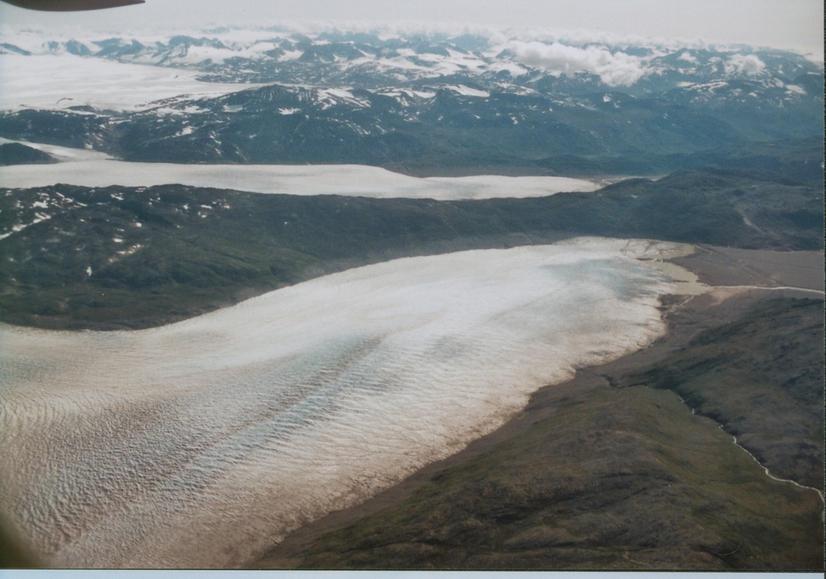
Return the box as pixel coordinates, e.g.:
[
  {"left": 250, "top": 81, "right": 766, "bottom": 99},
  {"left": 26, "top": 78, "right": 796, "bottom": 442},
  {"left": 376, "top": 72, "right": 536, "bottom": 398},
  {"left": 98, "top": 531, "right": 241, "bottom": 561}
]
[
  {"left": 506, "top": 40, "right": 649, "bottom": 86},
  {"left": 724, "top": 53, "right": 767, "bottom": 76}
]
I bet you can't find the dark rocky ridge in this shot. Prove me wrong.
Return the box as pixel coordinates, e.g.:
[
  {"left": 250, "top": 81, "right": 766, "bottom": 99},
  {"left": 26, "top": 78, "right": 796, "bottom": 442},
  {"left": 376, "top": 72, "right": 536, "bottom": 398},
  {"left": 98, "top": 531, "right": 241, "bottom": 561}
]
[{"left": 0, "top": 142, "right": 56, "bottom": 166}]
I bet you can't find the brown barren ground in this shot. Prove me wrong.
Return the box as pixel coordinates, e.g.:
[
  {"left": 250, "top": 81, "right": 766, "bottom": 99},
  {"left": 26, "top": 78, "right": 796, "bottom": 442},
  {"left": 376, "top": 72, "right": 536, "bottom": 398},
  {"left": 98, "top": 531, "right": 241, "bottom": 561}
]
[{"left": 674, "top": 244, "right": 824, "bottom": 291}]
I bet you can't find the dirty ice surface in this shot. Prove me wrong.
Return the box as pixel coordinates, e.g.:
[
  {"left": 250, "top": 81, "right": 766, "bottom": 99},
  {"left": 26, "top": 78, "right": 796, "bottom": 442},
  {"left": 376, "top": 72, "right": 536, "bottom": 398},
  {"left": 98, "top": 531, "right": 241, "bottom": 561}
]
[{"left": 0, "top": 238, "right": 689, "bottom": 567}]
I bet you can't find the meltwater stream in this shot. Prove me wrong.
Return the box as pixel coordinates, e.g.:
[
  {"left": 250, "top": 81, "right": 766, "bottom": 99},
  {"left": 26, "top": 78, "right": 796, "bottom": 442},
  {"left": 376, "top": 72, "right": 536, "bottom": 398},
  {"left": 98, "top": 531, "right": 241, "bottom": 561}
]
[{"left": 0, "top": 238, "right": 688, "bottom": 567}]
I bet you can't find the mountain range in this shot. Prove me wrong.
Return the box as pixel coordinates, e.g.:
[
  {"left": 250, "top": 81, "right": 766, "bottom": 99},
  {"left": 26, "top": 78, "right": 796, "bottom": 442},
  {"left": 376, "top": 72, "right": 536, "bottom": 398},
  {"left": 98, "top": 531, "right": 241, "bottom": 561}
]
[{"left": 0, "top": 28, "right": 821, "bottom": 174}]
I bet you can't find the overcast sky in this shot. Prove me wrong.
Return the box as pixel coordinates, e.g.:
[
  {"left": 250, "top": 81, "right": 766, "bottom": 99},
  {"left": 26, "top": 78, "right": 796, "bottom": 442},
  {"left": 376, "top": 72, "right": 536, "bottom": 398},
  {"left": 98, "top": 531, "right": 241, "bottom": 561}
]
[{"left": 0, "top": 0, "right": 822, "bottom": 59}]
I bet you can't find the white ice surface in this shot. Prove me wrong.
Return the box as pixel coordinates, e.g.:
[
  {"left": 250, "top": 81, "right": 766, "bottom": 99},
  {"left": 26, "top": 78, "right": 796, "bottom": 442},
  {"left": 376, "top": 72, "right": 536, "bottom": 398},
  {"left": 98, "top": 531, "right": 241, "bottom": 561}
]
[
  {"left": 0, "top": 238, "right": 686, "bottom": 567},
  {"left": 0, "top": 141, "right": 600, "bottom": 200},
  {"left": 0, "top": 54, "right": 261, "bottom": 111}
]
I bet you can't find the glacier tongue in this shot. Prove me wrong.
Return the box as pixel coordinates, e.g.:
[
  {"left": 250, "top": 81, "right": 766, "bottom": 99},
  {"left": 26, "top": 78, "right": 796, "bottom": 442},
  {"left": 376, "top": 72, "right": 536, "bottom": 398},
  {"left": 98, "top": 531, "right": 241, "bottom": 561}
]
[{"left": 0, "top": 238, "right": 687, "bottom": 567}]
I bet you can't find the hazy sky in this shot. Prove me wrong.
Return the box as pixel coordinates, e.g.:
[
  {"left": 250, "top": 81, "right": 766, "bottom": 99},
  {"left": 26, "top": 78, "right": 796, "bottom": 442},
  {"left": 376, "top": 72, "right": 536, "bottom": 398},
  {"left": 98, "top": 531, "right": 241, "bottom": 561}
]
[{"left": 0, "top": 0, "right": 823, "bottom": 58}]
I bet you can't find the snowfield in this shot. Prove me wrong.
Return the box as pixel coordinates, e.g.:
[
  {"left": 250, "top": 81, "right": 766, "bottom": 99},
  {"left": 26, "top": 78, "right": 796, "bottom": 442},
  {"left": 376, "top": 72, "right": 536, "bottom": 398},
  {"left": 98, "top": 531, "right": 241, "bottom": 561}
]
[
  {"left": 0, "top": 54, "right": 262, "bottom": 111},
  {"left": 0, "top": 140, "right": 600, "bottom": 200},
  {"left": 0, "top": 238, "right": 691, "bottom": 567}
]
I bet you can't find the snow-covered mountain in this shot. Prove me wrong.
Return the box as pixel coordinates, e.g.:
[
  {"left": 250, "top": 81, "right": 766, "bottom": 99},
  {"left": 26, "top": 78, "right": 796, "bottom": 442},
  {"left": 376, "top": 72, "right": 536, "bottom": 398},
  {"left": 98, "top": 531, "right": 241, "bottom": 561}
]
[
  {"left": 4, "top": 27, "right": 820, "bottom": 91},
  {"left": 0, "top": 27, "right": 822, "bottom": 173}
]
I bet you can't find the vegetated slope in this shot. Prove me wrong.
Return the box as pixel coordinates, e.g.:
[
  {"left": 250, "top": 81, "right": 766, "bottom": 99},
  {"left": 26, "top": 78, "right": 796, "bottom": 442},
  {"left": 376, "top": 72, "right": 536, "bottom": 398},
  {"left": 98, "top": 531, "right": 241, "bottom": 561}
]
[
  {"left": 533, "top": 136, "right": 825, "bottom": 186},
  {"left": 662, "top": 137, "right": 825, "bottom": 186},
  {"left": 261, "top": 296, "right": 824, "bottom": 571},
  {"left": 0, "top": 142, "right": 55, "bottom": 166},
  {"left": 627, "top": 298, "right": 825, "bottom": 490},
  {"left": 0, "top": 170, "right": 821, "bottom": 329}
]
